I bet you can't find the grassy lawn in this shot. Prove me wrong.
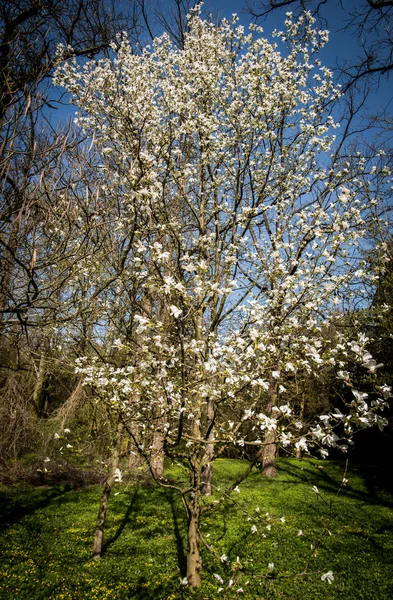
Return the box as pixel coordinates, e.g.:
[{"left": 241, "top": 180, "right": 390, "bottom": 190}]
[{"left": 0, "top": 458, "right": 392, "bottom": 599}]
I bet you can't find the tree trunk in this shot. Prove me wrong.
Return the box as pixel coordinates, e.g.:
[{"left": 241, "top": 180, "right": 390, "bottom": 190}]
[
  {"left": 201, "top": 460, "right": 213, "bottom": 496},
  {"left": 261, "top": 379, "right": 278, "bottom": 477},
  {"left": 128, "top": 421, "right": 144, "bottom": 470},
  {"left": 150, "top": 423, "right": 165, "bottom": 479},
  {"left": 92, "top": 420, "right": 122, "bottom": 559},
  {"left": 187, "top": 487, "right": 202, "bottom": 587},
  {"left": 187, "top": 407, "right": 203, "bottom": 587},
  {"left": 0, "top": 219, "right": 20, "bottom": 327},
  {"left": 129, "top": 446, "right": 143, "bottom": 469},
  {"left": 262, "top": 428, "right": 277, "bottom": 477},
  {"left": 201, "top": 398, "right": 214, "bottom": 496},
  {"left": 33, "top": 350, "right": 48, "bottom": 418}
]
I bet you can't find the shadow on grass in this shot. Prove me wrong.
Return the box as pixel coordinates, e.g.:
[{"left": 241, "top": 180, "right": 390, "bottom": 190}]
[
  {"left": 101, "top": 485, "right": 188, "bottom": 580},
  {"left": 0, "top": 486, "right": 68, "bottom": 531},
  {"left": 349, "top": 529, "right": 393, "bottom": 555},
  {"left": 131, "top": 577, "right": 186, "bottom": 599},
  {"left": 102, "top": 487, "right": 140, "bottom": 556},
  {"left": 169, "top": 490, "right": 187, "bottom": 578},
  {"left": 277, "top": 460, "right": 393, "bottom": 509},
  {"left": 350, "top": 462, "right": 393, "bottom": 500}
]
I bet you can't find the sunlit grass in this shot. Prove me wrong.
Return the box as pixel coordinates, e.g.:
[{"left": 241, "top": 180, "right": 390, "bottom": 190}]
[{"left": 0, "top": 458, "right": 392, "bottom": 599}]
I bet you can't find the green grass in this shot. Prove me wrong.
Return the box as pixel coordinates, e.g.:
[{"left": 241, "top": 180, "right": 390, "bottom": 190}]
[{"left": 0, "top": 458, "right": 392, "bottom": 599}]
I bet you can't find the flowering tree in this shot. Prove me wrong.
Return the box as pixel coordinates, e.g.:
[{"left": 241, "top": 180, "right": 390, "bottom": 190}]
[{"left": 56, "top": 8, "right": 390, "bottom": 587}]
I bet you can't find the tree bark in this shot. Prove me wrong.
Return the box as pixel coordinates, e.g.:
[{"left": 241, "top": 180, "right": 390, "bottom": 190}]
[
  {"left": 262, "top": 428, "right": 277, "bottom": 477},
  {"left": 201, "top": 397, "right": 214, "bottom": 495},
  {"left": 187, "top": 394, "right": 203, "bottom": 587},
  {"left": 128, "top": 420, "right": 144, "bottom": 470},
  {"left": 92, "top": 420, "right": 122, "bottom": 559},
  {"left": 150, "top": 422, "right": 165, "bottom": 479},
  {"left": 186, "top": 480, "right": 202, "bottom": 587},
  {"left": 32, "top": 350, "right": 48, "bottom": 418},
  {"left": 0, "top": 219, "right": 20, "bottom": 326},
  {"left": 261, "top": 379, "right": 278, "bottom": 477}
]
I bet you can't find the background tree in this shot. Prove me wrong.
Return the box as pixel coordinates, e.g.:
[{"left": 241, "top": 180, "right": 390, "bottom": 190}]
[{"left": 0, "top": 0, "right": 142, "bottom": 470}]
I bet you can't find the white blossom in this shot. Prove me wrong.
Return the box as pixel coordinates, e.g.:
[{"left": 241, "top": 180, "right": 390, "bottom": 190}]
[
  {"left": 114, "top": 468, "right": 122, "bottom": 482},
  {"left": 169, "top": 305, "right": 182, "bottom": 318},
  {"left": 321, "top": 571, "right": 334, "bottom": 584}
]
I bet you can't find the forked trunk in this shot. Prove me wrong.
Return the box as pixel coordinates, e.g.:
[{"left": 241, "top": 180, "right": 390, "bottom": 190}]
[{"left": 92, "top": 420, "right": 122, "bottom": 559}]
